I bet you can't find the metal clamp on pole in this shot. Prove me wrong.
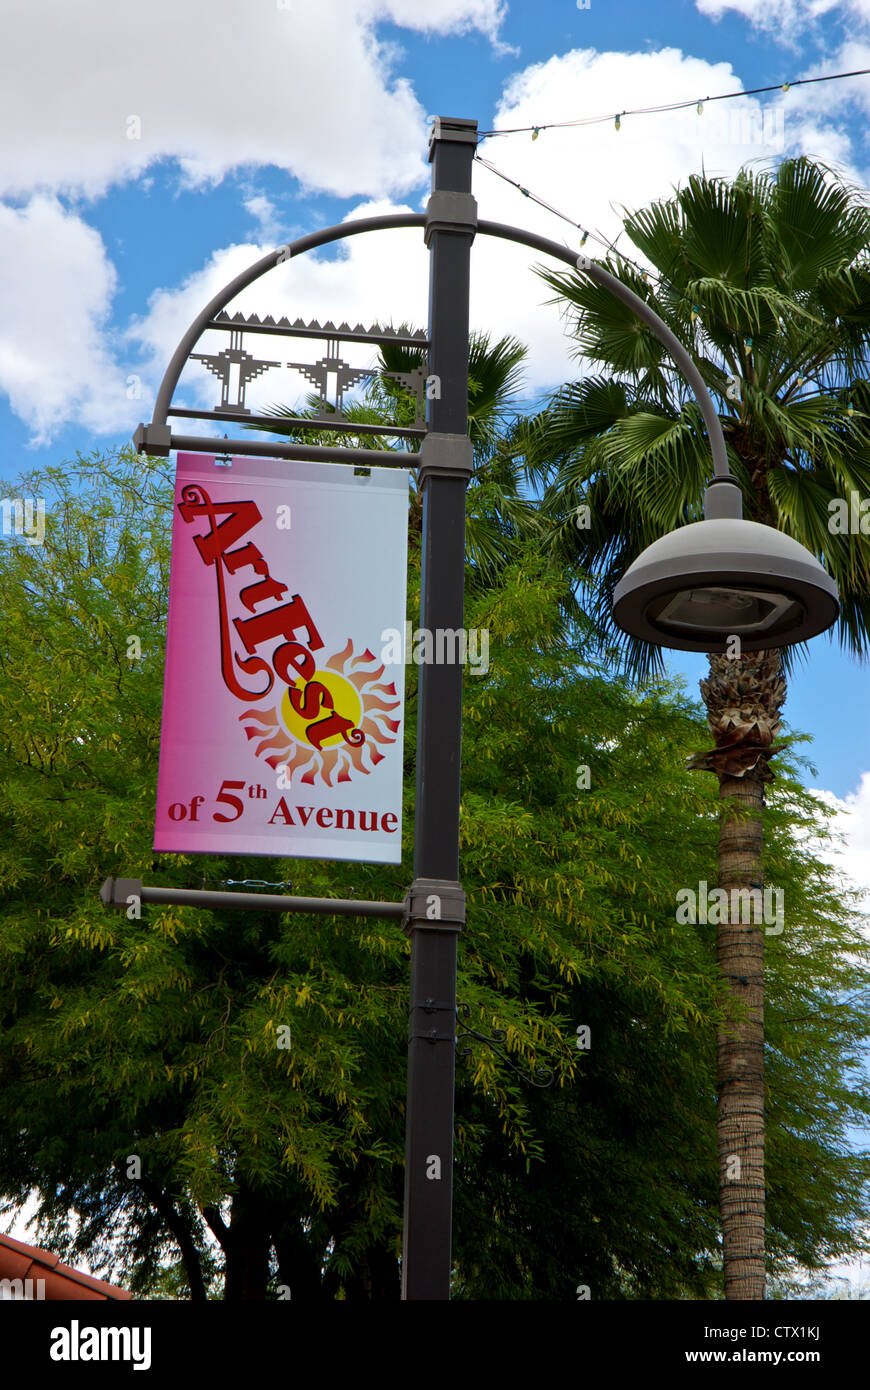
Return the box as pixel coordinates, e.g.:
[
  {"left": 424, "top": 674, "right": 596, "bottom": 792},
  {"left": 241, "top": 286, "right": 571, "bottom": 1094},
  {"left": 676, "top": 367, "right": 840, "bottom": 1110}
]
[
  {"left": 402, "top": 877, "right": 465, "bottom": 935},
  {"left": 415, "top": 432, "right": 473, "bottom": 489},
  {"left": 424, "top": 190, "right": 478, "bottom": 246},
  {"left": 133, "top": 422, "right": 172, "bottom": 457},
  {"left": 407, "top": 996, "right": 457, "bottom": 1045}
]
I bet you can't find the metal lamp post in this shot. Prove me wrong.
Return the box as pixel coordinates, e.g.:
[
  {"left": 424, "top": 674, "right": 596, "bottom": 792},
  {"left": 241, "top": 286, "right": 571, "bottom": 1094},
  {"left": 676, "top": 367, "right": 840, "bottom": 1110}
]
[
  {"left": 102, "top": 113, "right": 841, "bottom": 1301},
  {"left": 400, "top": 117, "right": 476, "bottom": 1300}
]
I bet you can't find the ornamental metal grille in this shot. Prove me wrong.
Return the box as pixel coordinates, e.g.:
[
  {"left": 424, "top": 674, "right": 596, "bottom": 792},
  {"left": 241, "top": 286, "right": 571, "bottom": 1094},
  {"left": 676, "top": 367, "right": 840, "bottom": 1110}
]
[{"left": 170, "top": 312, "right": 430, "bottom": 439}]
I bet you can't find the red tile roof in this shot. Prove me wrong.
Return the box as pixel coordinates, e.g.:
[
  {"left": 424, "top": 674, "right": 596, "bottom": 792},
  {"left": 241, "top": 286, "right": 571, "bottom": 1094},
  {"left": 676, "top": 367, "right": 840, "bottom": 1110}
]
[{"left": 0, "top": 1231, "right": 131, "bottom": 1300}]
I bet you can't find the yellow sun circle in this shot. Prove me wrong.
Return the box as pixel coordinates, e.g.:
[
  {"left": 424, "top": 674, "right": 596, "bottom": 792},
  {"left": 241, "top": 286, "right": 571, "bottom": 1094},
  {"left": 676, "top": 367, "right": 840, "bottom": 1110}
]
[{"left": 280, "top": 669, "right": 363, "bottom": 749}]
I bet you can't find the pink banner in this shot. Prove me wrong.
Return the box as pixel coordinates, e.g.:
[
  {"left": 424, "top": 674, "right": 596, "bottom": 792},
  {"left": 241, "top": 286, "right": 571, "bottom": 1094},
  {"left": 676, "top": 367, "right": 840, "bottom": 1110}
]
[{"left": 154, "top": 453, "right": 408, "bottom": 864}]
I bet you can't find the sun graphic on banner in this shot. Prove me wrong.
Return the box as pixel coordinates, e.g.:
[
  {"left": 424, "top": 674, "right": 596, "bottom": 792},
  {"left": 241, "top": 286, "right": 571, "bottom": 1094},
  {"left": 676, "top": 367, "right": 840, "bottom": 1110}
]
[{"left": 238, "top": 639, "right": 401, "bottom": 787}]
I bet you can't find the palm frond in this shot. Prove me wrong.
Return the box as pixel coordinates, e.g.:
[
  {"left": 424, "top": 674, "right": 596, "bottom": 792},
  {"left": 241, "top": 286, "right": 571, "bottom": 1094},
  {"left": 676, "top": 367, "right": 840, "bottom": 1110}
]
[{"left": 529, "top": 156, "right": 870, "bottom": 674}]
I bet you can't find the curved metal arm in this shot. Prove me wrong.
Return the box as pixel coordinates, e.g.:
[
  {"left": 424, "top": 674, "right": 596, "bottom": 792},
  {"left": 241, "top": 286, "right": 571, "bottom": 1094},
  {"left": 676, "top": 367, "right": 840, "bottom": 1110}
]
[
  {"left": 475, "top": 219, "right": 730, "bottom": 479},
  {"left": 151, "top": 213, "right": 428, "bottom": 428},
  {"left": 145, "top": 211, "right": 729, "bottom": 484}
]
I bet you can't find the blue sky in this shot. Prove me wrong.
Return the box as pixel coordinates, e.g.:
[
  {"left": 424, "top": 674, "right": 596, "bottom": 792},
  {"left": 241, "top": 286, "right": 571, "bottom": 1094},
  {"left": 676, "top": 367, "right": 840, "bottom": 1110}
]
[{"left": 2, "top": 0, "right": 870, "bottom": 1295}]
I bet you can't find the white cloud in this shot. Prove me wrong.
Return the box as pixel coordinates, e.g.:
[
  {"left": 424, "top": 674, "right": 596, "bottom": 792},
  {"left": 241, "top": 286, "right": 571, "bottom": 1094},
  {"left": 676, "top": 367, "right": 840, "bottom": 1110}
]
[
  {"left": 182, "top": 45, "right": 846, "bottom": 409},
  {"left": 364, "top": 0, "right": 506, "bottom": 36},
  {"left": 463, "top": 48, "right": 807, "bottom": 379},
  {"left": 0, "top": 0, "right": 507, "bottom": 442},
  {"left": 696, "top": 0, "right": 837, "bottom": 20},
  {"left": 0, "top": 1, "right": 504, "bottom": 203},
  {"left": 695, "top": 0, "right": 867, "bottom": 43},
  {"left": 10, "top": 40, "right": 870, "bottom": 442},
  {"left": 769, "top": 37, "right": 870, "bottom": 136},
  {"left": 810, "top": 772, "right": 870, "bottom": 910},
  {"left": 0, "top": 197, "right": 138, "bottom": 445},
  {"left": 242, "top": 194, "right": 286, "bottom": 247}
]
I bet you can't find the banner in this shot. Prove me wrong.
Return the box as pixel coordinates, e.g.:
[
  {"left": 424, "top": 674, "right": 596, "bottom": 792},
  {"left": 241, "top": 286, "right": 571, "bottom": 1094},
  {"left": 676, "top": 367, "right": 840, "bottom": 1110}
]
[{"left": 154, "top": 453, "right": 408, "bottom": 864}]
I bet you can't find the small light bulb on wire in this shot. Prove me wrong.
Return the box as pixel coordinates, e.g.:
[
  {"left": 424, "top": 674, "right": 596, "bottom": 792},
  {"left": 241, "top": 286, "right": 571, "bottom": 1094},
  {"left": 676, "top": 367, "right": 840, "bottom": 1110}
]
[
  {"left": 614, "top": 114, "right": 621, "bottom": 131},
  {"left": 697, "top": 101, "right": 704, "bottom": 115},
  {"left": 532, "top": 127, "right": 540, "bottom": 141}
]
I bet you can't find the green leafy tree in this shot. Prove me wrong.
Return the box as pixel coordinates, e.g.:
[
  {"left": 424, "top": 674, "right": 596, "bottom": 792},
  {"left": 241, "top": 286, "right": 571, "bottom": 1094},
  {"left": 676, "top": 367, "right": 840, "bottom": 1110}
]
[
  {"left": 524, "top": 156, "right": 870, "bottom": 1298},
  {"left": 1, "top": 449, "right": 869, "bottom": 1297}
]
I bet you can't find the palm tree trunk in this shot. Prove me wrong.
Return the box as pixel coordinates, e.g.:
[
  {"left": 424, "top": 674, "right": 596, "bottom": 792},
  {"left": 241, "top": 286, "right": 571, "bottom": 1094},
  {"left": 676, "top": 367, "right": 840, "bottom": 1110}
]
[
  {"left": 716, "top": 767, "right": 766, "bottom": 1300},
  {"left": 690, "top": 647, "right": 786, "bottom": 1300}
]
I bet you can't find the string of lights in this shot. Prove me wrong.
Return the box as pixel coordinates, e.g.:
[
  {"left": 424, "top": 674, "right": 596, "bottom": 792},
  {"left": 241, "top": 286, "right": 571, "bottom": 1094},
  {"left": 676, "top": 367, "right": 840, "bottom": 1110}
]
[
  {"left": 478, "top": 65, "right": 870, "bottom": 139},
  {"left": 474, "top": 154, "right": 594, "bottom": 242}
]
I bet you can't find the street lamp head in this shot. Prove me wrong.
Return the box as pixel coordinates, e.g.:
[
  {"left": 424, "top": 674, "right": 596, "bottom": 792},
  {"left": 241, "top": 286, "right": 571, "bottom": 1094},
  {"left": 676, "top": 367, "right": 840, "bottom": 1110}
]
[{"left": 612, "top": 479, "right": 840, "bottom": 652}]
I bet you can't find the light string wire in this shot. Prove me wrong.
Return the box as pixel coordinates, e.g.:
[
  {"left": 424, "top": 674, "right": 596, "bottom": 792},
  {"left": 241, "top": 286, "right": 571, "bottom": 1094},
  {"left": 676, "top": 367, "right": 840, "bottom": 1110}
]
[
  {"left": 478, "top": 65, "right": 870, "bottom": 139},
  {"left": 474, "top": 154, "right": 737, "bottom": 356},
  {"left": 472, "top": 155, "right": 854, "bottom": 406}
]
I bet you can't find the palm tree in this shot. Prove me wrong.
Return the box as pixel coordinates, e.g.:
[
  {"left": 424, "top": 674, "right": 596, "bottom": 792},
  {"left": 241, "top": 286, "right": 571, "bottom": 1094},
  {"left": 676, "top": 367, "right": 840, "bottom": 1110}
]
[{"left": 523, "top": 157, "right": 870, "bottom": 1299}]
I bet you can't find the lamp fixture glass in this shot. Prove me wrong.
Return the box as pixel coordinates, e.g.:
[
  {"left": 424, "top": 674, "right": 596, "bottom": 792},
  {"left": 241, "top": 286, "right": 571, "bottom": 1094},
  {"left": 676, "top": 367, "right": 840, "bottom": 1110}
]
[{"left": 650, "top": 586, "right": 805, "bottom": 638}]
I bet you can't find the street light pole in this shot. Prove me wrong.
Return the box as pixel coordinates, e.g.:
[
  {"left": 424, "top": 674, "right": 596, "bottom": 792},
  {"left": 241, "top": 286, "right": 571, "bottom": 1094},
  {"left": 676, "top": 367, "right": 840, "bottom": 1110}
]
[
  {"left": 401, "top": 116, "right": 478, "bottom": 1300},
  {"left": 124, "top": 121, "right": 836, "bottom": 1300}
]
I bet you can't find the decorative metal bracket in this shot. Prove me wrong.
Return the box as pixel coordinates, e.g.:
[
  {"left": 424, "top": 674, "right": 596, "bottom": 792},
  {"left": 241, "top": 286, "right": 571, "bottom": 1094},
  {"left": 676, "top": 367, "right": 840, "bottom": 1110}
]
[
  {"left": 168, "top": 311, "right": 429, "bottom": 439},
  {"left": 132, "top": 422, "right": 172, "bottom": 457},
  {"left": 132, "top": 207, "right": 731, "bottom": 480},
  {"left": 457, "top": 1004, "right": 555, "bottom": 1088},
  {"left": 190, "top": 327, "right": 282, "bottom": 415}
]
